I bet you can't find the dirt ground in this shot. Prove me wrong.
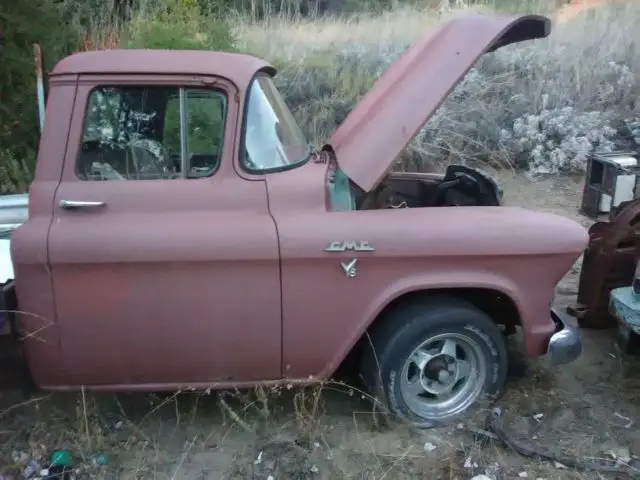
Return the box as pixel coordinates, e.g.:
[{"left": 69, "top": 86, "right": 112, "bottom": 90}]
[{"left": 1, "top": 172, "right": 640, "bottom": 480}]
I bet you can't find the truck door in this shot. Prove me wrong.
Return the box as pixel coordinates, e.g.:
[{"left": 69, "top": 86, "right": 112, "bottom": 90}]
[{"left": 47, "top": 75, "right": 282, "bottom": 387}]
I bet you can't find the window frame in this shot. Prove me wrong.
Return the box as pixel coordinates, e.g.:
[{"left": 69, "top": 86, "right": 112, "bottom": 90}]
[
  {"left": 239, "top": 72, "right": 311, "bottom": 176},
  {"left": 163, "top": 88, "right": 228, "bottom": 179},
  {"left": 75, "top": 84, "right": 228, "bottom": 182}
]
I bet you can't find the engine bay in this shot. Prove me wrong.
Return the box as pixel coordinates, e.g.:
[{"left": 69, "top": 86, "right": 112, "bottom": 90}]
[{"left": 328, "top": 164, "right": 504, "bottom": 211}]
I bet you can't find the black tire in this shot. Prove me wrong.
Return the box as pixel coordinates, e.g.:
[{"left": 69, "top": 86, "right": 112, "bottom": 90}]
[{"left": 361, "top": 295, "right": 508, "bottom": 428}]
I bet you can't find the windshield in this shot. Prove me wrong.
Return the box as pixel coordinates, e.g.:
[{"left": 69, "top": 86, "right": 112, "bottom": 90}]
[{"left": 242, "top": 74, "right": 310, "bottom": 172}]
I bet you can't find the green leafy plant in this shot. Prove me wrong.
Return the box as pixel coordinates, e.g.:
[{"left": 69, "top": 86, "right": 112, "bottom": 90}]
[{"left": 0, "top": 1, "right": 78, "bottom": 192}]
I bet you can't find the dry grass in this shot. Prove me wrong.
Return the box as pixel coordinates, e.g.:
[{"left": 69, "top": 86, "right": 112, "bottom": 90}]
[
  {"left": 232, "top": 4, "right": 492, "bottom": 58},
  {"left": 1, "top": 352, "right": 639, "bottom": 479}
]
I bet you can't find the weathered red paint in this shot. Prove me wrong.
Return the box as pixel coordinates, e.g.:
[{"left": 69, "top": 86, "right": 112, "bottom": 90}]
[{"left": 8, "top": 13, "right": 587, "bottom": 392}]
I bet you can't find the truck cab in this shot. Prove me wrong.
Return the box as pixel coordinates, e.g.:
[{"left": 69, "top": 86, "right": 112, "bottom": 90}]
[{"left": 5, "top": 13, "right": 588, "bottom": 428}]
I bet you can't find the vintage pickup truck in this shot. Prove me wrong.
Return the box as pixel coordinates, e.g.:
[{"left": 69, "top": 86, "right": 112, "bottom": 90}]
[{"left": 0, "top": 13, "right": 588, "bottom": 427}]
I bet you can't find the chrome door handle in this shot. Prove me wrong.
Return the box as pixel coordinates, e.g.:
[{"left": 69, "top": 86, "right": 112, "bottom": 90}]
[{"left": 59, "top": 200, "right": 106, "bottom": 210}]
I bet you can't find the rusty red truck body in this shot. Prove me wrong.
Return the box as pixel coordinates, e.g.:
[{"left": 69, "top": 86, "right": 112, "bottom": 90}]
[{"left": 1, "top": 13, "right": 588, "bottom": 427}]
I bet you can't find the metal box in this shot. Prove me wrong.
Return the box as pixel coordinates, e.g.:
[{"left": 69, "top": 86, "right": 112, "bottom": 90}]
[{"left": 580, "top": 151, "right": 640, "bottom": 220}]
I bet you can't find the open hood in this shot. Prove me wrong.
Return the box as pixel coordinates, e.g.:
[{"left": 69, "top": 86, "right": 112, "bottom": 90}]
[{"left": 327, "top": 14, "right": 551, "bottom": 192}]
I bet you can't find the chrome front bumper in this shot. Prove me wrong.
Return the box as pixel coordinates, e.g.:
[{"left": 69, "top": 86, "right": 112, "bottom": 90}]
[{"left": 547, "top": 308, "right": 582, "bottom": 365}]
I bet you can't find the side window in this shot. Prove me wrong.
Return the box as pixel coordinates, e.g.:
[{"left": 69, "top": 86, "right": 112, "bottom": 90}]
[
  {"left": 163, "top": 89, "right": 226, "bottom": 178},
  {"left": 77, "top": 86, "right": 227, "bottom": 181}
]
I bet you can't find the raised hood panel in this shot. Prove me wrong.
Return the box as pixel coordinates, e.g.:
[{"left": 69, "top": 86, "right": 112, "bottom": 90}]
[{"left": 328, "top": 14, "right": 551, "bottom": 192}]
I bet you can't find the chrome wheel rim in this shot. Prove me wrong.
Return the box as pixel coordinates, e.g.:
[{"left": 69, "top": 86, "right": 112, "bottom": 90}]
[{"left": 399, "top": 332, "right": 486, "bottom": 421}]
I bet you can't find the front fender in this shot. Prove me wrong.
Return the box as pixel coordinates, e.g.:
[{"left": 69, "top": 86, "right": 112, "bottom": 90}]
[{"left": 274, "top": 207, "right": 577, "bottom": 382}]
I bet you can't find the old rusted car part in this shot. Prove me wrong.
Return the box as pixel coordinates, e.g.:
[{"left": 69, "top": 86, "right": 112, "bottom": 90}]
[
  {"left": 357, "top": 166, "right": 503, "bottom": 210},
  {"left": 3, "top": 13, "right": 589, "bottom": 430},
  {"left": 579, "top": 151, "right": 640, "bottom": 221},
  {"left": 567, "top": 197, "right": 640, "bottom": 328},
  {"left": 609, "top": 285, "right": 640, "bottom": 354},
  {"left": 609, "top": 256, "right": 640, "bottom": 354}
]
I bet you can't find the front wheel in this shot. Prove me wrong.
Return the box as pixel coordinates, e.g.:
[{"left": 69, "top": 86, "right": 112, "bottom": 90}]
[{"left": 361, "top": 296, "right": 508, "bottom": 428}]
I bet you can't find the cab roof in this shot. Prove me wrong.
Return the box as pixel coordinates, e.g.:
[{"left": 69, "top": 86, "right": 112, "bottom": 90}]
[{"left": 50, "top": 49, "right": 276, "bottom": 88}]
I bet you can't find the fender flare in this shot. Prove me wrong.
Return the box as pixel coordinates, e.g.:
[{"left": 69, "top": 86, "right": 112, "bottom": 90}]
[{"left": 319, "top": 271, "right": 526, "bottom": 379}]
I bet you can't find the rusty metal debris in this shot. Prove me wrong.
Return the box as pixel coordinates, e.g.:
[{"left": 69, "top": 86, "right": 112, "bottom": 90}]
[{"left": 567, "top": 198, "right": 640, "bottom": 329}]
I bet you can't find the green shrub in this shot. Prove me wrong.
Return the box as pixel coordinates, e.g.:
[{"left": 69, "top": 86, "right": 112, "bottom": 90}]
[
  {"left": 123, "top": 18, "right": 235, "bottom": 50},
  {"left": 122, "top": 0, "right": 236, "bottom": 51},
  {"left": 0, "top": 1, "right": 77, "bottom": 192},
  {"left": 0, "top": 148, "right": 33, "bottom": 194},
  {"left": 163, "top": 91, "right": 226, "bottom": 156}
]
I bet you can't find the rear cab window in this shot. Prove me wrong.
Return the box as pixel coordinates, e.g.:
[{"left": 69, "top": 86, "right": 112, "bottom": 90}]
[{"left": 77, "top": 86, "right": 227, "bottom": 181}]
